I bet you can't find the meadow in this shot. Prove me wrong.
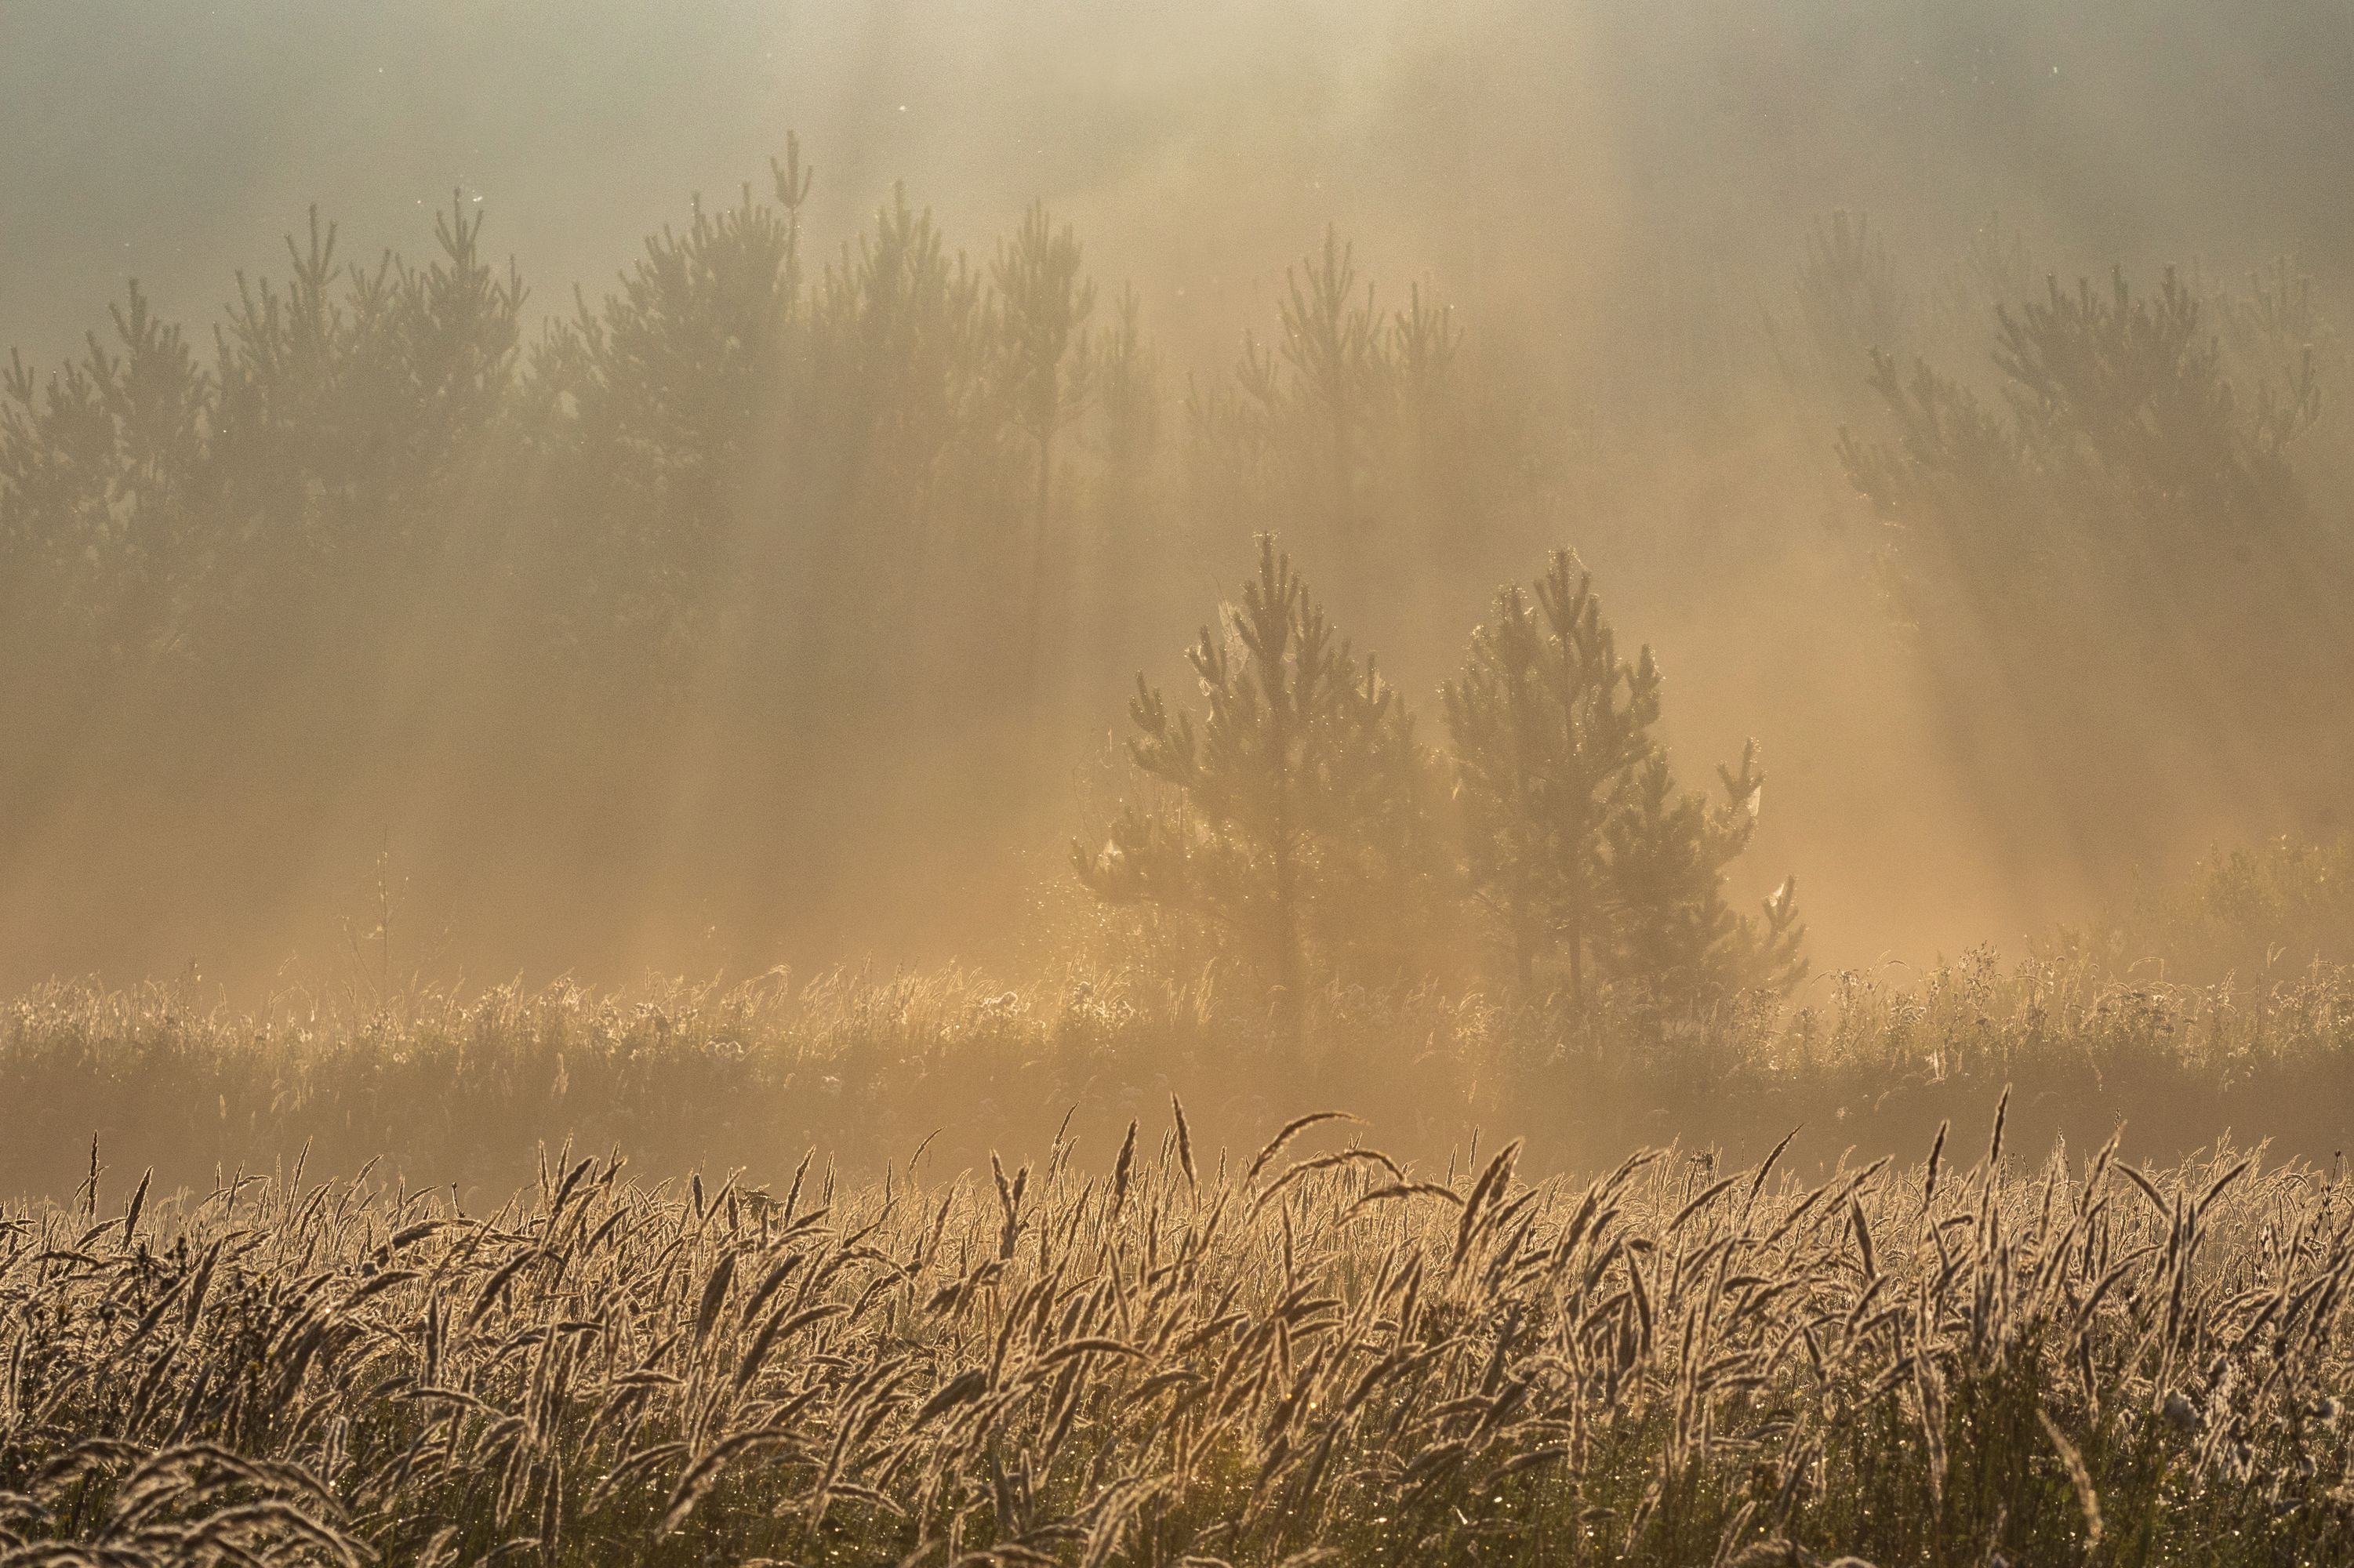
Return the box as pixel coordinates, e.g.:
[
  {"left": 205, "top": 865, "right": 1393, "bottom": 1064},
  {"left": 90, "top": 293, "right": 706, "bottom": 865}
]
[
  {"left": 2, "top": 1091, "right": 2345, "bottom": 1566},
  {"left": 2, "top": 937, "right": 2352, "bottom": 1561},
  {"left": 9, "top": 932, "right": 2354, "bottom": 1205}
]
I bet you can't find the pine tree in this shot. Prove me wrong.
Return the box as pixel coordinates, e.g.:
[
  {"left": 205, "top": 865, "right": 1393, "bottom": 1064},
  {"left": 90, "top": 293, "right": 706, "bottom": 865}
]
[
  {"left": 532, "top": 150, "right": 809, "bottom": 675},
  {"left": 1079, "top": 283, "right": 1163, "bottom": 714},
  {"left": 1442, "top": 550, "right": 1659, "bottom": 995},
  {"left": 1267, "top": 229, "right": 1378, "bottom": 568},
  {"left": 1, "top": 279, "right": 209, "bottom": 670},
  {"left": 1447, "top": 552, "right": 1806, "bottom": 1006},
  {"left": 991, "top": 201, "right": 1096, "bottom": 710},
  {"left": 1838, "top": 263, "right": 2348, "bottom": 876},
  {"left": 1601, "top": 741, "right": 1806, "bottom": 1006},
  {"left": 1074, "top": 536, "right": 1429, "bottom": 1041}
]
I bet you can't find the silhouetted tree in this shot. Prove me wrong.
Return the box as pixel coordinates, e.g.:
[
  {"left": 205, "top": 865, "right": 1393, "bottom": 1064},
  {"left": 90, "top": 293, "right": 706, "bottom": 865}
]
[
  {"left": 529, "top": 149, "right": 808, "bottom": 677},
  {"left": 1840, "top": 264, "right": 2350, "bottom": 871},
  {"left": 1444, "top": 550, "right": 1658, "bottom": 994},
  {"left": 1, "top": 281, "right": 208, "bottom": 674},
  {"left": 1184, "top": 232, "right": 1537, "bottom": 644},
  {"left": 1602, "top": 742, "right": 1806, "bottom": 1005},
  {"left": 1077, "top": 282, "right": 1164, "bottom": 712},
  {"left": 1074, "top": 536, "right": 1433, "bottom": 1040},
  {"left": 1447, "top": 551, "right": 1804, "bottom": 1006},
  {"left": 991, "top": 202, "right": 1095, "bottom": 706}
]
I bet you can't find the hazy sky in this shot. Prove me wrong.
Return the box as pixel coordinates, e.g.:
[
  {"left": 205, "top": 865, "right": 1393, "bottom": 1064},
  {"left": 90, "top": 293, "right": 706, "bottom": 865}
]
[
  {"left": 10, "top": 0, "right": 2352, "bottom": 371},
  {"left": 9, "top": 0, "right": 2344, "bottom": 358}
]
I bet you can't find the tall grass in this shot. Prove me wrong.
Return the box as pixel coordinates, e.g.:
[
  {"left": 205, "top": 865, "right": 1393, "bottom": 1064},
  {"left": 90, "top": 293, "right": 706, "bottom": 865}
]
[
  {"left": 5, "top": 952, "right": 2352, "bottom": 1203},
  {"left": 0, "top": 1107, "right": 2345, "bottom": 1564}
]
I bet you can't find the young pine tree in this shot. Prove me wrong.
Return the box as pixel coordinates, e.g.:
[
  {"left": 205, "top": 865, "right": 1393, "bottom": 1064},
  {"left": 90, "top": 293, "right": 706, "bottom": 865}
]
[
  {"left": 1447, "top": 550, "right": 1806, "bottom": 1005},
  {"left": 1074, "top": 536, "right": 1434, "bottom": 1041},
  {"left": 1602, "top": 742, "right": 1807, "bottom": 1007},
  {"left": 1442, "top": 550, "right": 1659, "bottom": 996}
]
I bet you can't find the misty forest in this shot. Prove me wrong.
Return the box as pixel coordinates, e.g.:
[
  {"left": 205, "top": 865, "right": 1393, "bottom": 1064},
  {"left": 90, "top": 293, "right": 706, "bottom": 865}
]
[{"left": 5, "top": 2, "right": 2354, "bottom": 1563}]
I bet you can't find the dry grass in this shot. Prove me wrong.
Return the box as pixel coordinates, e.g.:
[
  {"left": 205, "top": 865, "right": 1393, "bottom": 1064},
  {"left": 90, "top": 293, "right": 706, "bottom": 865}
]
[
  {"left": 1, "top": 1105, "right": 2349, "bottom": 1565},
  {"left": 5, "top": 948, "right": 2350, "bottom": 1560},
  {"left": 4, "top": 953, "right": 2352, "bottom": 1201}
]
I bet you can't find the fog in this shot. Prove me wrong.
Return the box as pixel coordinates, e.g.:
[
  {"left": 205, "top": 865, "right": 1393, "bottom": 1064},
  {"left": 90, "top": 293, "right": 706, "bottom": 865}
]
[{"left": 5, "top": 0, "right": 2352, "bottom": 998}]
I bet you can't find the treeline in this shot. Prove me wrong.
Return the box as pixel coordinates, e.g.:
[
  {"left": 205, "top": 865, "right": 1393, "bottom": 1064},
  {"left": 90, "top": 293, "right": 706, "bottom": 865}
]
[
  {"left": 5, "top": 152, "right": 2353, "bottom": 985},
  {"left": 1785, "top": 214, "right": 2354, "bottom": 872},
  {"left": 0, "top": 148, "right": 1547, "bottom": 978}
]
